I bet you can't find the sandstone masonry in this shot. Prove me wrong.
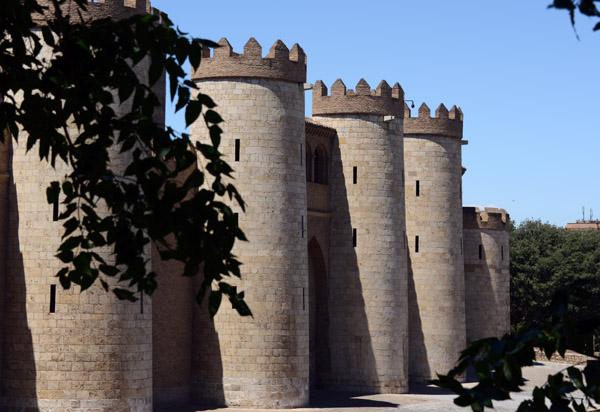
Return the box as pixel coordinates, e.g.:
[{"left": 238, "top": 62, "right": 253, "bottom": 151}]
[{"left": 0, "top": 2, "right": 511, "bottom": 410}]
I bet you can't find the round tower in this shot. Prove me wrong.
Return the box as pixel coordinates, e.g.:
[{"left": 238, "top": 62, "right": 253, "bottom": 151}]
[
  {"left": 2, "top": 2, "right": 158, "bottom": 410},
  {"left": 463, "top": 207, "right": 510, "bottom": 342},
  {"left": 190, "top": 38, "right": 309, "bottom": 408},
  {"left": 404, "top": 102, "right": 466, "bottom": 381},
  {"left": 311, "top": 79, "right": 409, "bottom": 393},
  {"left": 0, "top": 129, "right": 9, "bottom": 389}
]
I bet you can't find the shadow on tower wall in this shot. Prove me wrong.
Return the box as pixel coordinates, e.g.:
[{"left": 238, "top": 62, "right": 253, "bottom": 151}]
[
  {"left": 189, "top": 284, "right": 225, "bottom": 407},
  {"left": 152, "top": 245, "right": 196, "bottom": 408},
  {"left": 1, "top": 151, "right": 39, "bottom": 411},
  {"left": 407, "top": 252, "right": 430, "bottom": 383},
  {"left": 324, "top": 136, "right": 379, "bottom": 393},
  {"left": 308, "top": 237, "right": 331, "bottom": 389}
]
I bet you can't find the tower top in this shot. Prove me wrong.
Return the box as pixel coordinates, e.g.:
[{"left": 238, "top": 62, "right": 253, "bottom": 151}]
[
  {"left": 404, "top": 103, "right": 463, "bottom": 139},
  {"left": 312, "top": 79, "right": 404, "bottom": 116},
  {"left": 192, "top": 38, "right": 306, "bottom": 83},
  {"left": 33, "top": 0, "right": 156, "bottom": 25},
  {"left": 463, "top": 207, "right": 510, "bottom": 232}
]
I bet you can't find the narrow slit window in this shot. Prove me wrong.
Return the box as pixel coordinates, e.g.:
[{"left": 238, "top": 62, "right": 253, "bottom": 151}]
[
  {"left": 353, "top": 166, "right": 358, "bottom": 184},
  {"left": 234, "top": 212, "right": 239, "bottom": 227},
  {"left": 300, "top": 143, "right": 303, "bottom": 166},
  {"left": 415, "top": 236, "right": 419, "bottom": 253},
  {"left": 416, "top": 180, "right": 420, "bottom": 197},
  {"left": 302, "top": 288, "right": 306, "bottom": 310},
  {"left": 140, "top": 292, "right": 144, "bottom": 314},
  {"left": 501, "top": 245, "right": 504, "bottom": 261},
  {"left": 353, "top": 228, "right": 357, "bottom": 247},
  {"left": 479, "top": 244, "right": 483, "bottom": 260},
  {"left": 301, "top": 215, "right": 305, "bottom": 238},
  {"left": 402, "top": 169, "right": 405, "bottom": 187},
  {"left": 49, "top": 285, "right": 56, "bottom": 313},
  {"left": 53, "top": 198, "right": 59, "bottom": 221},
  {"left": 234, "top": 139, "right": 240, "bottom": 162}
]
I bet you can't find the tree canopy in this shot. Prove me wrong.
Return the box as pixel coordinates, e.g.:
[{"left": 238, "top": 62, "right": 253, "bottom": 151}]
[
  {"left": 511, "top": 220, "right": 600, "bottom": 344},
  {"left": 0, "top": 0, "right": 250, "bottom": 316},
  {"left": 549, "top": 0, "right": 600, "bottom": 35}
]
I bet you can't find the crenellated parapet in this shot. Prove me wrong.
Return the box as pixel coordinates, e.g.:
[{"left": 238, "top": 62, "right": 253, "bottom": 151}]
[
  {"left": 404, "top": 102, "right": 463, "bottom": 139},
  {"left": 192, "top": 38, "right": 306, "bottom": 83},
  {"left": 33, "top": 0, "right": 157, "bottom": 25},
  {"left": 463, "top": 207, "right": 510, "bottom": 231},
  {"left": 312, "top": 79, "right": 404, "bottom": 116}
]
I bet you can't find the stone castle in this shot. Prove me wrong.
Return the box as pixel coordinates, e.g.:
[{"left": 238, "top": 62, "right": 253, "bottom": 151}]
[{"left": 0, "top": 1, "right": 510, "bottom": 411}]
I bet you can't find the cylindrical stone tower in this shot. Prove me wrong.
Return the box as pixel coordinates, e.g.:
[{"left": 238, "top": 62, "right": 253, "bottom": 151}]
[
  {"left": 463, "top": 207, "right": 510, "bottom": 342},
  {"left": 311, "top": 78, "right": 409, "bottom": 393},
  {"left": 404, "top": 102, "right": 466, "bottom": 381},
  {"left": 190, "top": 38, "right": 309, "bottom": 408},
  {"left": 2, "top": 2, "right": 159, "bottom": 411},
  {"left": 0, "top": 129, "right": 8, "bottom": 389}
]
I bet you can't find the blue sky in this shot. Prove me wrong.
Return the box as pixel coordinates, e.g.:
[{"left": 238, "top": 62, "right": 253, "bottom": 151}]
[{"left": 151, "top": 0, "right": 600, "bottom": 226}]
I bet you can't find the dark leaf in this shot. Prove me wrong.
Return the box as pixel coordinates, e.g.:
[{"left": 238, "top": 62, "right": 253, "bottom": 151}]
[
  {"left": 113, "top": 288, "right": 137, "bottom": 302},
  {"left": 208, "top": 290, "right": 222, "bottom": 318},
  {"left": 185, "top": 100, "right": 203, "bottom": 127}
]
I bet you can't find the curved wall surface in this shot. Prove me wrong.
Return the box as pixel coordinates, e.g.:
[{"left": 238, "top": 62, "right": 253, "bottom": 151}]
[
  {"left": 463, "top": 207, "right": 511, "bottom": 342},
  {"left": 190, "top": 73, "right": 309, "bottom": 407},
  {"left": 404, "top": 104, "right": 466, "bottom": 381},
  {"left": 316, "top": 114, "right": 408, "bottom": 393},
  {"left": 1, "top": 25, "right": 155, "bottom": 411}
]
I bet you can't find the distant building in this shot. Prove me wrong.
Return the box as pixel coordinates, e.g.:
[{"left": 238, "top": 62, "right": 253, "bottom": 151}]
[{"left": 565, "top": 221, "right": 600, "bottom": 231}]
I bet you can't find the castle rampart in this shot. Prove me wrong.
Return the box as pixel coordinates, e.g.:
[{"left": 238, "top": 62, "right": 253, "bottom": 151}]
[
  {"left": 312, "top": 79, "right": 409, "bottom": 393},
  {"left": 2, "top": 4, "right": 156, "bottom": 410},
  {"left": 404, "top": 102, "right": 466, "bottom": 381},
  {"left": 0, "top": 130, "right": 9, "bottom": 389},
  {"left": 404, "top": 103, "right": 463, "bottom": 139},
  {"left": 192, "top": 37, "right": 306, "bottom": 83},
  {"left": 463, "top": 207, "right": 510, "bottom": 342},
  {"left": 312, "top": 79, "right": 404, "bottom": 116},
  {"left": 0, "top": 21, "right": 512, "bottom": 409},
  {"left": 190, "top": 38, "right": 309, "bottom": 408},
  {"left": 463, "top": 206, "right": 510, "bottom": 231},
  {"left": 33, "top": 0, "right": 156, "bottom": 25}
]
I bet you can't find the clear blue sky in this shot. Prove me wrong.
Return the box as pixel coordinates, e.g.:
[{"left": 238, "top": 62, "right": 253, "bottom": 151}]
[{"left": 151, "top": 0, "right": 600, "bottom": 227}]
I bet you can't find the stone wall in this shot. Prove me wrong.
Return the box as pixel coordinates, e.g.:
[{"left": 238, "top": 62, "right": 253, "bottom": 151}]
[
  {"left": 0, "top": 130, "right": 9, "bottom": 388},
  {"left": 33, "top": 0, "right": 156, "bottom": 25},
  {"left": 1, "top": 31, "right": 154, "bottom": 412},
  {"left": 189, "top": 38, "right": 309, "bottom": 408},
  {"left": 463, "top": 207, "right": 510, "bottom": 342},
  {"left": 404, "top": 103, "right": 466, "bottom": 381},
  {"left": 312, "top": 78, "right": 408, "bottom": 393}
]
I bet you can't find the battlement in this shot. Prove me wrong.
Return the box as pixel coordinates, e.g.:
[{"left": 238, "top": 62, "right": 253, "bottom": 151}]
[
  {"left": 463, "top": 207, "right": 510, "bottom": 231},
  {"left": 33, "top": 0, "right": 156, "bottom": 25},
  {"left": 404, "top": 103, "right": 463, "bottom": 139},
  {"left": 192, "top": 38, "right": 306, "bottom": 83},
  {"left": 312, "top": 79, "right": 404, "bottom": 117}
]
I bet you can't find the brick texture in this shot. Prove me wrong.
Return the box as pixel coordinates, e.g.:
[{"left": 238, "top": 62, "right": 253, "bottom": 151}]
[
  {"left": 189, "top": 75, "right": 309, "bottom": 408},
  {"left": 312, "top": 110, "right": 409, "bottom": 393},
  {"left": 404, "top": 119, "right": 466, "bottom": 381},
  {"left": 463, "top": 207, "right": 511, "bottom": 342}
]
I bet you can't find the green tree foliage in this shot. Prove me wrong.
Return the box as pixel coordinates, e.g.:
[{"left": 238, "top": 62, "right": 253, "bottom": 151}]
[
  {"left": 511, "top": 220, "right": 600, "bottom": 342},
  {"left": 433, "top": 289, "right": 600, "bottom": 412},
  {"left": 0, "top": 0, "right": 250, "bottom": 316},
  {"left": 549, "top": 0, "right": 600, "bottom": 34}
]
